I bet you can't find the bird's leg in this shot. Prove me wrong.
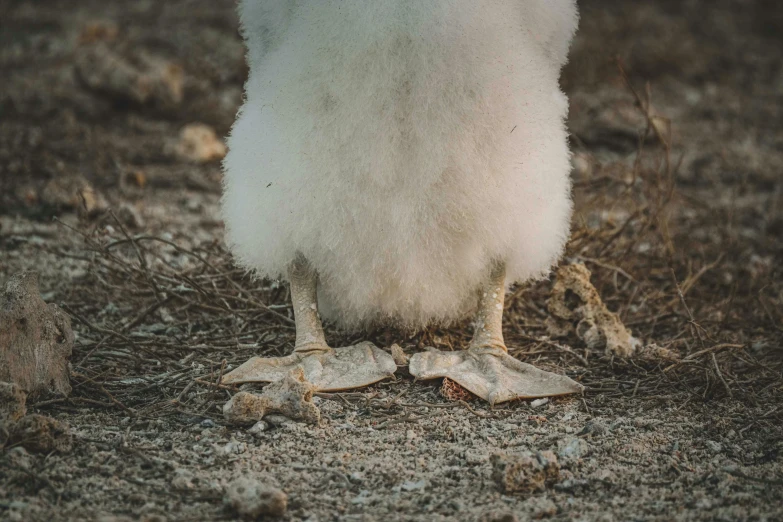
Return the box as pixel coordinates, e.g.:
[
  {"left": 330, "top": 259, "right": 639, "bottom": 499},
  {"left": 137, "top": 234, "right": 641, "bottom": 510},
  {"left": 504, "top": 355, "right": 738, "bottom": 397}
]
[
  {"left": 468, "top": 261, "right": 509, "bottom": 355},
  {"left": 221, "top": 255, "right": 396, "bottom": 391},
  {"left": 288, "top": 255, "right": 331, "bottom": 355},
  {"left": 409, "top": 261, "right": 583, "bottom": 405}
]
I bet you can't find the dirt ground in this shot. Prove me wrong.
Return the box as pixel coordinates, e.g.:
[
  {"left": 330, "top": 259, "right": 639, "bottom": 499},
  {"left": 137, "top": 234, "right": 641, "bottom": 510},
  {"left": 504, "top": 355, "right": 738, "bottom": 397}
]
[{"left": 1, "top": 0, "right": 782, "bottom": 521}]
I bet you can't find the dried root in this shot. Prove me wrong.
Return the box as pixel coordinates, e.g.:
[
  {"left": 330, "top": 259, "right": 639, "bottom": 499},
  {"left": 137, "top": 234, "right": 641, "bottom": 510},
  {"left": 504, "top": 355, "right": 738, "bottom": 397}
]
[{"left": 547, "top": 263, "right": 640, "bottom": 357}]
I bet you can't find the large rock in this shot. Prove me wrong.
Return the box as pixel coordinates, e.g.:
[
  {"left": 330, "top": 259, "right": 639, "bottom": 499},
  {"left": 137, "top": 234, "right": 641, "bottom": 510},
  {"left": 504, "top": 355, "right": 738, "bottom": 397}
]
[{"left": 0, "top": 272, "right": 73, "bottom": 398}]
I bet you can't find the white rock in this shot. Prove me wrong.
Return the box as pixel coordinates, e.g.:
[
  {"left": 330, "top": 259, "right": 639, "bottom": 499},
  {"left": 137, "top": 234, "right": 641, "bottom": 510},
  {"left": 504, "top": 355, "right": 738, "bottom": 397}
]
[
  {"left": 558, "top": 437, "right": 589, "bottom": 464},
  {"left": 174, "top": 124, "right": 226, "bottom": 164},
  {"left": 171, "top": 468, "right": 196, "bottom": 491},
  {"left": 401, "top": 480, "right": 428, "bottom": 492},
  {"left": 706, "top": 440, "right": 723, "bottom": 454},
  {"left": 247, "top": 420, "right": 269, "bottom": 438}
]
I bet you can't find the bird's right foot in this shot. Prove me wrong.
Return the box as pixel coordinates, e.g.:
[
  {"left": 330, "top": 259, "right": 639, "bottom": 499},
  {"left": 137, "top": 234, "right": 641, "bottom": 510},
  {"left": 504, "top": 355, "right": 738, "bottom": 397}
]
[{"left": 409, "top": 345, "right": 583, "bottom": 406}]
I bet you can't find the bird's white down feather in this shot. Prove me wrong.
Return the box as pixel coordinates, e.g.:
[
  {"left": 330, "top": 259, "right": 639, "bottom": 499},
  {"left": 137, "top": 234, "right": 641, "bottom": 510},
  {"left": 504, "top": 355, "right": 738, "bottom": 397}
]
[{"left": 223, "top": 0, "right": 579, "bottom": 329}]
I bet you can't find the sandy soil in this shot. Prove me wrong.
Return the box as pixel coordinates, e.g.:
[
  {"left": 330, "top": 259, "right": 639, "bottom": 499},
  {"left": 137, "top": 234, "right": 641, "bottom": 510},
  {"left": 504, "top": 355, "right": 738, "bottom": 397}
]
[{"left": 1, "top": 1, "right": 782, "bottom": 521}]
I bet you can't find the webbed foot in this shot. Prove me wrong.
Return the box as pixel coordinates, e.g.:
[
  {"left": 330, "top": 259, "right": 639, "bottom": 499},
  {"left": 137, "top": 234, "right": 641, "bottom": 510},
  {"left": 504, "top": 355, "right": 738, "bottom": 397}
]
[
  {"left": 409, "top": 346, "right": 583, "bottom": 406},
  {"left": 222, "top": 341, "right": 397, "bottom": 392}
]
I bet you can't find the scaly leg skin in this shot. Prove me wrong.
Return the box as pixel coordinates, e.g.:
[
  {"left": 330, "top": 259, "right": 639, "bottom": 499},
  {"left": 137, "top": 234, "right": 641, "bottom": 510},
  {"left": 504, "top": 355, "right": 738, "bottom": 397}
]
[
  {"left": 221, "top": 255, "right": 397, "bottom": 391},
  {"left": 409, "top": 262, "right": 584, "bottom": 406}
]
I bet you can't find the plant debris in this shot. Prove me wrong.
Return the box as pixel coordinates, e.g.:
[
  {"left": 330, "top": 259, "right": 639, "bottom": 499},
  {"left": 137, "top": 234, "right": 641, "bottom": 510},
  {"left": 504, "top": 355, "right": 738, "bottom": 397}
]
[
  {"left": 546, "top": 263, "right": 641, "bottom": 357},
  {"left": 440, "top": 377, "right": 476, "bottom": 402}
]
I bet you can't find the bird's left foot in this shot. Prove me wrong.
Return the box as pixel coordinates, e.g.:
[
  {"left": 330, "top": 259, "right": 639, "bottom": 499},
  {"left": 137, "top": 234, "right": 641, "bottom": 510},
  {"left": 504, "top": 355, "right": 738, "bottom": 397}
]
[
  {"left": 221, "top": 342, "right": 397, "bottom": 392},
  {"left": 409, "top": 345, "right": 583, "bottom": 406}
]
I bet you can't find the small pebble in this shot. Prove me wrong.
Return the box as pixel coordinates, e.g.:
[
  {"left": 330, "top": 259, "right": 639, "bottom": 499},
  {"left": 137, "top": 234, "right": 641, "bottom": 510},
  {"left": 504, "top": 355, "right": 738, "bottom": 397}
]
[
  {"left": 351, "top": 490, "right": 372, "bottom": 505},
  {"left": 558, "top": 437, "right": 589, "bottom": 464},
  {"left": 221, "top": 439, "right": 247, "bottom": 455},
  {"left": 171, "top": 468, "right": 196, "bottom": 491},
  {"left": 248, "top": 421, "right": 269, "bottom": 438},
  {"left": 706, "top": 440, "right": 722, "bottom": 454},
  {"left": 7, "top": 501, "right": 30, "bottom": 522},
  {"left": 391, "top": 343, "right": 409, "bottom": 365},
  {"left": 571, "top": 152, "right": 592, "bottom": 178},
  {"left": 116, "top": 203, "right": 145, "bottom": 229},
  {"left": 4, "top": 447, "right": 31, "bottom": 471},
  {"left": 174, "top": 123, "right": 227, "bottom": 163},
  {"left": 577, "top": 420, "right": 608, "bottom": 437},
  {"left": 478, "top": 511, "right": 518, "bottom": 522},
  {"left": 401, "top": 480, "right": 428, "bottom": 492},
  {"left": 225, "top": 477, "right": 287, "bottom": 519},
  {"left": 491, "top": 451, "right": 560, "bottom": 493},
  {"left": 527, "top": 496, "right": 557, "bottom": 518}
]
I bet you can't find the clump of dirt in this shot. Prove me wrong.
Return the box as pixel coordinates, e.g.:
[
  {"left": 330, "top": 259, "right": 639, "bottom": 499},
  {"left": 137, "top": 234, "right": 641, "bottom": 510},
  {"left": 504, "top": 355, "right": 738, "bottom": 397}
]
[
  {"left": 40, "top": 175, "right": 107, "bottom": 218},
  {"left": 224, "top": 477, "right": 288, "bottom": 519},
  {"left": 74, "top": 43, "right": 184, "bottom": 108},
  {"left": 0, "top": 383, "right": 27, "bottom": 423},
  {"left": 491, "top": 450, "right": 561, "bottom": 494},
  {"left": 223, "top": 369, "right": 321, "bottom": 426},
  {"left": 390, "top": 343, "right": 409, "bottom": 366},
  {"left": 4, "top": 414, "right": 72, "bottom": 454}
]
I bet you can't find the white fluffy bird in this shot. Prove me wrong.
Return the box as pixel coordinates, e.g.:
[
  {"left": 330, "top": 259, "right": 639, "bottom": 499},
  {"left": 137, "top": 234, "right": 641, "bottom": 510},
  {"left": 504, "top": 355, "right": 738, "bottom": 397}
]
[{"left": 221, "top": 0, "right": 583, "bottom": 404}]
